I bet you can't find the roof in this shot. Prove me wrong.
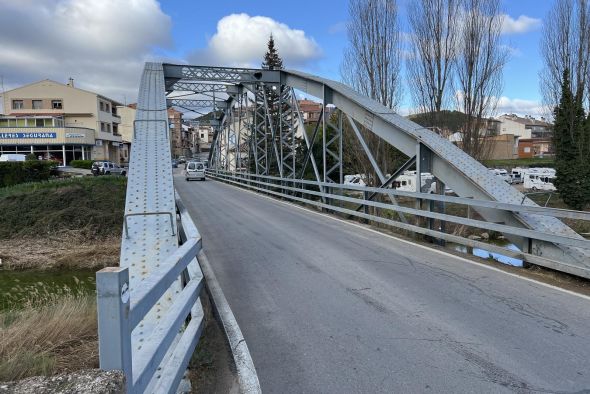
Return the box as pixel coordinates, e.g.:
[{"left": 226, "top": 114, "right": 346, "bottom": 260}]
[
  {"left": 3, "top": 79, "right": 123, "bottom": 106},
  {"left": 498, "top": 114, "right": 552, "bottom": 127}
]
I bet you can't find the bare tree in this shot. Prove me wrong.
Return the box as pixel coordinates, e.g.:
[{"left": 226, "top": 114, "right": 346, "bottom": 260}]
[
  {"left": 340, "top": 0, "right": 406, "bottom": 186},
  {"left": 455, "top": 0, "right": 508, "bottom": 160},
  {"left": 540, "top": 0, "right": 590, "bottom": 112},
  {"left": 341, "top": 0, "right": 402, "bottom": 110},
  {"left": 407, "top": 0, "right": 459, "bottom": 126}
]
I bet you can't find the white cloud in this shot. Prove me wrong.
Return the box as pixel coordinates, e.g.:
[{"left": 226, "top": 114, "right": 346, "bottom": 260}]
[
  {"left": 501, "top": 14, "right": 541, "bottom": 35},
  {"left": 191, "top": 13, "right": 321, "bottom": 68},
  {"left": 495, "top": 96, "right": 546, "bottom": 117},
  {"left": 0, "top": 0, "right": 172, "bottom": 102}
]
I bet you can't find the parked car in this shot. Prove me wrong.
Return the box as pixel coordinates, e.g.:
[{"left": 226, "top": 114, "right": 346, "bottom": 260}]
[
  {"left": 92, "top": 161, "right": 127, "bottom": 176},
  {"left": 171, "top": 159, "right": 178, "bottom": 168},
  {"left": 0, "top": 154, "right": 26, "bottom": 162},
  {"left": 185, "top": 161, "right": 205, "bottom": 181},
  {"left": 177, "top": 156, "right": 186, "bottom": 164}
]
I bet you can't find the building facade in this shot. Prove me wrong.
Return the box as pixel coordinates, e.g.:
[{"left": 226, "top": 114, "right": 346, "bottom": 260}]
[{"left": 0, "top": 79, "right": 122, "bottom": 164}]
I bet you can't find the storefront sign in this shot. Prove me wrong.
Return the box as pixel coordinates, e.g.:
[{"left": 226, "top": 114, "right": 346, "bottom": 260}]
[
  {"left": 66, "top": 133, "right": 85, "bottom": 138},
  {"left": 0, "top": 132, "right": 57, "bottom": 139}
]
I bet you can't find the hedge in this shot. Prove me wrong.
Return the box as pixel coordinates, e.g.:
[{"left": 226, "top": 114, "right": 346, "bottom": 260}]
[
  {"left": 0, "top": 161, "right": 58, "bottom": 188},
  {"left": 70, "top": 160, "right": 94, "bottom": 169}
]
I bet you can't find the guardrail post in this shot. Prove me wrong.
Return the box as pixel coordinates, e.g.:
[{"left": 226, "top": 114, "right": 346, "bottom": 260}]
[{"left": 96, "top": 267, "right": 132, "bottom": 389}]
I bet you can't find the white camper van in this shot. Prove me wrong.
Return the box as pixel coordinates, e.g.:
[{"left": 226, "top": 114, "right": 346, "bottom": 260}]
[
  {"left": 393, "top": 171, "right": 437, "bottom": 193},
  {"left": 488, "top": 168, "right": 512, "bottom": 184},
  {"left": 523, "top": 168, "right": 557, "bottom": 191}
]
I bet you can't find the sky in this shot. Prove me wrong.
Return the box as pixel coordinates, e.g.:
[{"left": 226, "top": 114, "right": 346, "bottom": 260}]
[{"left": 0, "top": 0, "right": 553, "bottom": 117}]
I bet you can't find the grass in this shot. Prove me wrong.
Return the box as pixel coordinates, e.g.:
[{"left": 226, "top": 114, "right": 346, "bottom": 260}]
[
  {"left": 0, "top": 283, "right": 98, "bottom": 381},
  {"left": 482, "top": 157, "right": 555, "bottom": 169},
  {"left": 0, "top": 176, "right": 126, "bottom": 239}
]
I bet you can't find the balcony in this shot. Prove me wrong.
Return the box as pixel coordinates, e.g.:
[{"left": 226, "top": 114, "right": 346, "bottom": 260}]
[{"left": 97, "top": 131, "right": 122, "bottom": 142}]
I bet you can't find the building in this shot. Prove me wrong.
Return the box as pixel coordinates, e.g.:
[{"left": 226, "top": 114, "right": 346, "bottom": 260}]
[
  {"left": 298, "top": 99, "right": 322, "bottom": 123},
  {"left": 116, "top": 104, "right": 136, "bottom": 164},
  {"left": 496, "top": 114, "right": 554, "bottom": 157},
  {"left": 0, "top": 79, "right": 122, "bottom": 164}
]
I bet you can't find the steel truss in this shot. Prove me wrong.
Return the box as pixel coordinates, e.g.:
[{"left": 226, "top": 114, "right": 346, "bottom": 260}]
[{"left": 162, "top": 63, "right": 590, "bottom": 277}]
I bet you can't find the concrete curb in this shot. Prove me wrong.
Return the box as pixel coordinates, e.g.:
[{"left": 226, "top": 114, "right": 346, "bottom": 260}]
[{"left": 197, "top": 250, "right": 262, "bottom": 394}]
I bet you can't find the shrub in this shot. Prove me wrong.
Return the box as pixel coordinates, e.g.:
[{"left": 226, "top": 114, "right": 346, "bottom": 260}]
[
  {"left": 0, "top": 161, "right": 58, "bottom": 188},
  {"left": 25, "top": 153, "right": 38, "bottom": 161},
  {"left": 70, "top": 160, "right": 94, "bottom": 169}
]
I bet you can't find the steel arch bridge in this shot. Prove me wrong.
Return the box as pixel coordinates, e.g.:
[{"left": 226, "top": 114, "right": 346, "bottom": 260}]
[
  {"left": 163, "top": 62, "right": 590, "bottom": 275},
  {"left": 96, "top": 62, "right": 590, "bottom": 393}
]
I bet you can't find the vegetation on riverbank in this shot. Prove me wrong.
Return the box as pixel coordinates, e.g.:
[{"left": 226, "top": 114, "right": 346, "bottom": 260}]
[
  {"left": 0, "top": 286, "right": 97, "bottom": 381},
  {"left": 0, "top": 176, "right": 126, "bottom": 270}
]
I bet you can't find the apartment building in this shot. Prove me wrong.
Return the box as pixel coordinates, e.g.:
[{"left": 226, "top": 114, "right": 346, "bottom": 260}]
[{"left": 0, "top": 79, "right": 122, "bottom": 164}]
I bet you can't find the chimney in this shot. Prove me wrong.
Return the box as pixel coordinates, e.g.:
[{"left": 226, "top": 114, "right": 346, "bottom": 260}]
[{"left": 67, "top": 77, "right": 74, "bottom": 88}]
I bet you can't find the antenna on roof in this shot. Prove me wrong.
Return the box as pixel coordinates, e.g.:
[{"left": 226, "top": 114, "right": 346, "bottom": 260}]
[{"left": 67, "top": 77, "right": 74, "bottom": 88}]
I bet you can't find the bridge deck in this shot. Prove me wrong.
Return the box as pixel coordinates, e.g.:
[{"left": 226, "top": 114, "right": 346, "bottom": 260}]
[{"left": 175, "top": 173, "right": 590, "bottom": 393}]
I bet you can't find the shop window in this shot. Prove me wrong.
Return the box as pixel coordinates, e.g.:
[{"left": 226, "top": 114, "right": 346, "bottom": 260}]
[
  {"left": 36, "top": 119, "right": 44, "bottom": 127},
  {"left": 16, "top": 119, "right": 26, "bottom": 127},
  {"left": 32, "top": 100, "right": 43, "bottom": 109},
  {"left": 44, "top": 119, "right": 53, "bottom": 127},
  {"left": 26, "top": 119, "right": 36, "bottom": 127},
  {"left": 0, "top": 119, "right": 8, "bottom": 127},
  {"left": 52, "top": 100, "right": 63, "bottom": 109},
  {"left": 12, "top": 100, "right": 23, "bottom": 109}
]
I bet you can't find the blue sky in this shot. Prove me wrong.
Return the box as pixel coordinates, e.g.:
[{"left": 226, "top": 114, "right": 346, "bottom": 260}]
[
  {"left": 0, "top": 0, "right": 554, "bottom": 116},
  {"left": 157, "top": 0, "right": 552, "bottom": 115}
]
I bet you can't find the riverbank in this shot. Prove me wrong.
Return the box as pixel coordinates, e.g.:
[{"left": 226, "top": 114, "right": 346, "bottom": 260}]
[{"left": 0, "top": 177, "right": 125, "bottom": 271}]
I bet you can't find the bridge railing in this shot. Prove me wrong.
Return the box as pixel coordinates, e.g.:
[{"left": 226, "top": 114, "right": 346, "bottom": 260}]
[
  {"left": 96, "top": 194, "right": 205, "bottom": 393},
  {"left": 206, "top": 169, "right": 590, "bottom": 279}
]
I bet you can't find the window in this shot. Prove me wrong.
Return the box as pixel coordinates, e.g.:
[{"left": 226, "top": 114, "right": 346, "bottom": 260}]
[
  {"left": 100, "top": 102, "right": 104, "bottom": 111},
  {"left": 101, "top": 122, "right": 106, "bottom": 132},
  {"left": 16, "top": 119, "right": 26, "bottom": 127},
  {"left": 0, "top": 119, "right": 8, "bottom": 127},
  {"left": 44, "top": 119, "right": 53, "bottom": 127},
  {"left": 52, "top": 100, "right": 62, "bottom": 109},
  {"left": 32, "top": 100, "right": 43, "bottom": 109},
  {"left": 26, "top": 119, "right": 36, "bottom": 127},
  {"left": 12, "top": 100, "right": 23, "bottom": 109},
  {"left": 107, "top": 124, "right": 111, "bottom": 133},
  {"left": 36, "top": 119, "right": 44, "bottom": 127},
  {"left": 105, "top": 103, "right": 110, "bottom": 112}
]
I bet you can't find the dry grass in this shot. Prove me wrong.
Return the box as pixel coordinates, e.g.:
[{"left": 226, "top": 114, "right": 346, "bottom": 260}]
[
  {"left": 0, "top": 233, "right": 120, "bottom": 271},
  {"left": 0, "top": 287, "right": 98, "bottom": 381}
]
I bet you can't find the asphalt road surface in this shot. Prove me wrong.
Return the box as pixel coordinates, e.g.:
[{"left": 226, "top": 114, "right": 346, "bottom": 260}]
[{"left": 175, "top": 173, "right": 590, "bottom": 394}]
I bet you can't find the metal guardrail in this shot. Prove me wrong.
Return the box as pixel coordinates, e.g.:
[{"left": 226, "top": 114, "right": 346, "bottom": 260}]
[
  {"left": 207, "top": 169, "right": 590, "bottom": 279},
  {"left": 96, "top": 195, "right": 205, "bottom": 393}
]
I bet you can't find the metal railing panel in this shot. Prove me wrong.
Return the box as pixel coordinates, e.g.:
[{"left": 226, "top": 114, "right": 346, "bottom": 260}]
[
  {"left": 208, "top": 170, "right": 590, "bottom": 279},
  {"left": 132, "top": 277, "right": 204, "bottom": 393}
]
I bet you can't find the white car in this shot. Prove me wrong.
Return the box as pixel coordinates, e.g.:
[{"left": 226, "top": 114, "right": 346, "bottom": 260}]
[{"left": 185, "top": 161, "right": 206, "bottom": 181}]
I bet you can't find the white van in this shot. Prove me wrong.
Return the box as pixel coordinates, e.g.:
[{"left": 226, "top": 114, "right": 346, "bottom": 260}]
[
  {"left": 0, "top": 154, "right": 26, "bottom": 162},
  {"left": 185, "top": 161, "right": 206, "bottom": 181}
]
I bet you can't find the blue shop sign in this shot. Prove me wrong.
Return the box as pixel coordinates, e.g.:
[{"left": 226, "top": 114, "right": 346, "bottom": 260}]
[{"left": 0, "top": 132, "right": 57, "bottom": 139}]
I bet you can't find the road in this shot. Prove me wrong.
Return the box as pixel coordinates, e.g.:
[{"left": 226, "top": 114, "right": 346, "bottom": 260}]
[{"left": 175, "top": 174, "right": 590, "bottom": 393}]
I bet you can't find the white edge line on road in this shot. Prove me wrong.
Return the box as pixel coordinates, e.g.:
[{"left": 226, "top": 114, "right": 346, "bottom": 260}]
[{"left": 207, "top": 176, "right": 590, "bottom": 302}]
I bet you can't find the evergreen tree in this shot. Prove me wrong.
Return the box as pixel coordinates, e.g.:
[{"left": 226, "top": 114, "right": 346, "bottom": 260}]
[
  {"left": 262, "top": 34, "right": 283, "bottom": 70},
  {"left": 553, "top": 68, "right": 588, "bottom": 210}
]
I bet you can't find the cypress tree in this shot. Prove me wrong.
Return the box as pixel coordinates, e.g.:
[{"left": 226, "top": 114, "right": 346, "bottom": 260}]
[
  {"left": 553, "top": 69, "right": 587, "bottom": 210},
  {"left": 262, "top": 34, "right": 283, "bottom": 70}
]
